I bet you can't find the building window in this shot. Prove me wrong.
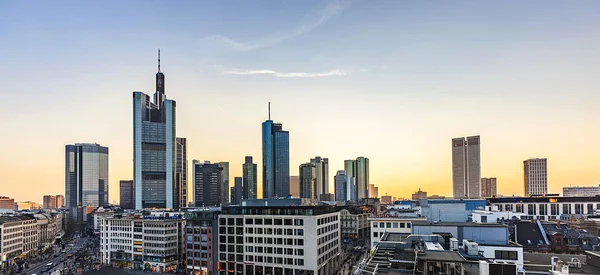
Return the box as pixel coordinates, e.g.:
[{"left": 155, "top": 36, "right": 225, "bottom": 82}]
[
  {"left": 495, "top": 250, "right": 518, "bottom": 260},
  {"left": 373, "top": 232, "right": 378, "bottom": 238},
  {"left": 393, "top": 223, "right": 398, "bottom": 228},
  {"left": 563, "top": 204, "right": 571, "bottom": 214},
  {"left": 551, "top": 204, "right": 559, "bottom": 215},
  {"left": 575, "top": 204, "right": 583, "bottom": 215},
  {"left": 516, "top": 204, "right": 523, "bottom": 213},
  {"left": 373, "top": 223, "right": 378, "bottom": 228}
]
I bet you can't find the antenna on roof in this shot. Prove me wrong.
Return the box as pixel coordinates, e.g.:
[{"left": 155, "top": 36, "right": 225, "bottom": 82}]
[
  {"left": 158, "top": 49, "right": 161, "bottom": 72},
  {"left": 268, "top": 102, "right": 271, "bottom": 120}
]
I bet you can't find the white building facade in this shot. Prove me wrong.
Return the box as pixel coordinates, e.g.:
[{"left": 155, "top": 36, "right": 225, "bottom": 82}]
[
  {"left": 369, "top": 217, "right": 426, "bottom": 247},
  {"left": 524, "top": 158, "right": 548, "bottom": 196},
  {"left": 218, "top": 205, "right": 341, "bottom": 275},
  {"left": 563, "top": 186, "right": 600, "bottom": 197},
  {"left": 488, "top": 196, "right": 600, "bottom": 221}
]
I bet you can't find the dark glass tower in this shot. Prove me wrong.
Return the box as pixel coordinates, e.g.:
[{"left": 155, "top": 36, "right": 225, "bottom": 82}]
[
  {"left": 242, "top": 156, "right": 257, "bottom": 199},
  {"left": 261, "top": 105, "right": 290, "bottom": 199},
  {"left": 192, "top": 161, "right": 222, "bottom": 207},
  {"left": 65, "top": 143, "right": 109, "bottom": 210}
]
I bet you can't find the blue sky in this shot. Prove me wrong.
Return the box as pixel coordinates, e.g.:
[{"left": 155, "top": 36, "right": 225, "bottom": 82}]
[{"left": 2, "top": 1, "right": 600, "bottom": 202}]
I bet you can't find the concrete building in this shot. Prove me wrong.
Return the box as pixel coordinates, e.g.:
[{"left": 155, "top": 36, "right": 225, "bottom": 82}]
[
  {"left": 380, "top": 196, "right": 392, "bottom": 205},
  {"left": 218, "top": 162, "right": 230, "bottom": 204},
  {"left": 524, "top": 158, "right": 548, "bottom": 196},
  {"left": 289, "top": 176, "right": 300, "bottom": 198},
  {"left": 563, "top": 185, "right": 600, "bottom": 197},
  {"left": 299, "top": 163, "right": 316, "bottom": 199},
  {"left": 15, "top": 201, "right": 40, "bottom": 211},
  {"left": 99, "top": 212, "right": 185, "bottom": 272},
  {"left": 368, "top": 184, "right": 378, "bottom": 198},
  {"left": 133, "top": 51, "right": 178, "bottom": 209},
  {"left": 452, "top": 136, "right": 481, "bottom": 198},
  {"left": 242, "top": 156, "right": 258, "bottom": 200},
  {"left": 43, "top": 195, "right": 56, "bottom": 209},
  {"left": 412, "top": 189, "right": 427, "bottom": 200},
  {"left": 394, "top": 198, "right": 487, "bottom": 222},
  {"left": 339, "top": 208, "right": 369, "bottom": 240},
  {"left": 0, "top": 197, "right": 15, "bottom": 212},
  {"left": 471, "top": 206, "right": 525, "bottom": 223},
  {"left": 55, "top": 195, "right": 65, "bottom": 208},
  {"left": 218, "top": 203, "right": 341, "bottom": 275},
  {"left": 481, "top": 177, "right": 497, "bottom": 197},
  {"left": 369, "top": 217, "right": 427, "bottom": 247},
  {"left": 488, "top": 196, "right": 600, "bottom": 221},
  {"left": 184, "top": 209, "right": 220, "bottom": 275},
  {"left": 176, "top": 137, "right": 188, "bottom": 208},
  {"left": 262, "top": 106, "right": 290, "bottom": 199},
  {"left": 193, "top": 161, "right": 223, "bottom": 207},
  {"left": 411, "top": 221, "right": 510, "bottom": 246},
  {"left": 65, "top": 143, "right": 109, "bottom": 210},
  {"left": 334, "top": 170, "right": 354, "bottom": 201},
  {"left": 0, "top": 216, "right": 24, "bottom": 265},
  {"left": 319, "top": 193, "right": 334, "bottom": 202},
  {"left": 120, "top": 180, "right": 134, "bottom": 209},
  {"left": 310, "top": 157, "right": 329, "bottom": 198}
]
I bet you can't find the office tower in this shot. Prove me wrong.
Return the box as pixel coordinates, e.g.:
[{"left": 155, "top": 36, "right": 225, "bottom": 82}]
[
  {"left": 119, "top": 180, "right": 134, "bottom": 209},
  {"left": 218, "top": 162, "right": 230, "bottom": 203},
  {"left": 299, "top": 163, "right": 316, "bottom": 199},
  {"left": 242, "top": 156, "right": 258, "bottom": 199},
  {"left": 232, "top": 177, "right": 243, "bottom": 205},
  {"left": 310, "top": 157, "right": 329, "bottom": 197},
  {"left": 193, "top": 160, "right": 223, "bottom": 207},
  {"left": 262, "top": 104, "right": 290, "bottom": 198},
  {"left": 334, "top": 170, "right": 354, "bottom": 201},
  {"left": 133, "top": 50, "right": 178, "bottom": 209},
  {"left": 65, "top": 143, "right": 109, "bottom": 210},
  {"left": 481, "top": 178, "right": 497, "bottom": 197},
  {"left": 524, "top": 158, "right": 548, "bottom": 196},
  {"left": 55, "top": 195, "right": 64, "bottom": 208},
  {"left": 289, "top": 176, "right": 300, "bottom": 197},
  {"left": 344, "top": 160, "right": 354, "bottom": 177},
  {"left": 368, "top": 184, "right": 379, "bottom": 198},
  {"left": 0, "top": 196, "right": 14, "bottom": 211},
  {"left": 354, "top": 157, "right": 369, "bottom": 200},
  {"left": 43, "top": 195, "right": 56, "bottom": 209},
  {"left": 452, "top": 136, "right": 481, "bottom": 198},
  {"left": 176, "top": 137, "right": 187, "bottom": 208}
]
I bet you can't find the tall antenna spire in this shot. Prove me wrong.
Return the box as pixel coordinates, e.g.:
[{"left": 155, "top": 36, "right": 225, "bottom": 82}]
[
  {"left": 268, "top": 102, "right": 271, "bottom": 120},
  {"left": 158, "top": 48, "right": 161, "bottom": 72}
]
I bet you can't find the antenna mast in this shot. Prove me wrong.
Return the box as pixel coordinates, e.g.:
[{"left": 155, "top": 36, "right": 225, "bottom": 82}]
[
  {"left": 268, "top": 102, "right": 271, "bottom": 120},
  {"left": 158, "top": 49, "right": 161, "bottom": 72}
]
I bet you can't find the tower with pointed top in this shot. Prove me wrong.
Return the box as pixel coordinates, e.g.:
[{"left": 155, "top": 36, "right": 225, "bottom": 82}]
[
  {"left": 133, "top": 50, "right": 180, "bottom": 209},
  {"left": 262, "top": 103, "right": 290, "bottom": 199}
]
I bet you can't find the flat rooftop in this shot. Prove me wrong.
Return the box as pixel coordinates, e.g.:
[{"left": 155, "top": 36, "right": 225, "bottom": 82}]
[
  {"left": 411, "top": 221, "right": 507, "bottom": 227},
  {"left": 418, "top": 250, "right": 466, "bottom": 262}
]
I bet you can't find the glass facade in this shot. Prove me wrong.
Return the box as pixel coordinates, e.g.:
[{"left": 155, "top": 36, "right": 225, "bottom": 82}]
[
  {"left": 243, "top": 156, "right": 257, "bottom": 199},
  {"left": 299, "top": 163, "right": 316, "bottom": 199},
  {"left": 193, "top": 161, "right": 222, "bottom": 207},
  {"left": 262, "top": 121, "right": 290, "bottom": 199},
  {"left": 354, "top": 157, "right": 369, "bottom": 200},
  {"left": 65, "top": 143, "right": 109, "bottom": 209}
]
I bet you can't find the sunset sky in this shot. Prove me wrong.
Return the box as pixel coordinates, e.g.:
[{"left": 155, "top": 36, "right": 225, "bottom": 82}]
[{"left": 2, "top": 1, "right": 600, "bottom": 204}]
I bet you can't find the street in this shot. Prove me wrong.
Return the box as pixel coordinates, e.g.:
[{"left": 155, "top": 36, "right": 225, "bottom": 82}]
[{"left": 24, "top": 236, "right": 89, "bottom": 275}]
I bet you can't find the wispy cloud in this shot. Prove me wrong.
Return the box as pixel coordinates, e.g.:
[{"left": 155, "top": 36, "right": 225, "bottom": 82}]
[
  {"left": 215, "top": 66, "right": 366, "bottom": 78},
  {"left": 202, "top": 0, "right": 350, "bottom": 51}
]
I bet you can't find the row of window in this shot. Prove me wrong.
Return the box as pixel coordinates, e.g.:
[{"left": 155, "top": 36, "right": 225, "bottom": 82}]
[
  {"left": 373, "top": 222, "right": 411, "bottom": 229},
  {"left": 317, "top": 215, "right": 338, "bottom": 226},
  {"left": 498, "top": 203, "right": 600, "bottom": 215}
]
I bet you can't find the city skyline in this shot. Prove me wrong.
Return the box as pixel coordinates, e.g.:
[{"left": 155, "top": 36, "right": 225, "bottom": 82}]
[{"left": 3, "top": 1, "right": 600, "bottom": 203}]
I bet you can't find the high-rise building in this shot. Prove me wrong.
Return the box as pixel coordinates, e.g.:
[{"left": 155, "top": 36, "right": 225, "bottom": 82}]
[
  {"left": 133, "top": 50, "right": 178, "bottom": 210},
  {"left": 310, "top": 157, "right": 329, "bottom": 197},
  {"left": 368, "top": 184, "right": 378, "bottom": 198},
  {"left": 299, "top": 163, "right": 316, "bottom": 199},
  {"left": 0, "top": 196, "right": 14, "bottom": 211},
  {"left": 193, "top": 160, "right": 223, "bottom": 207},
  {"left": 176, "top": 137, "right": 188, "bottom": 208},
  {"left": 65, "top": 143, "right": 109, "bottom": 210},
  {"left": 262, "top": 104, "right": 290, "bottom": 198},
  {"left": 344, "top": 160, "right": 354, "bottom": 177},
  {"left": 243, "top": 156, "right": 258, "bottom": 199},
  {"left": 43, "top": 195, "right": 56, "bottom": 209},
  {"left": 218, "top": 162, "right": 230, "bottom": 203},
  {"left": 119, "top": 180, "right": 134, "bottom": 209},
  {"left": 232, "top": 177, "right": 243, "bottom": 205},
  {"left": 354, "top": 157, "right": 369, "bottom": 200},
  {"left": 289, "top": 176, "right": 300, "bottom": 198},
  {"left": 55, "top": 195, "right": 64, "bottom": 208},
  {"left": 452, "top": 136, "right": 481, "bottom": 198},
  {"left": 481, "top": 178, "right": 497, "bottom": 197},
  {"left": 524, "top": 158, "right": 548, "bottom": 196},
  {"left": 334, "top": 170, "right": 354, "bottom": 201}
]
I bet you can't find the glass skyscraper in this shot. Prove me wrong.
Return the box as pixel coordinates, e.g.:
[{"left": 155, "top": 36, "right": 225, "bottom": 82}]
[
  {"left": 192, "top": 160, "right": 222, "bottom": 207},
  {"left": 218, "top": 162, "right": 229, "bottom": 203},
  {"left": 242, "top": 156, "right": 257, "bottom": 199},
  {"left": 354, "top": 157, "right": 369, "bottom": 201},
  {"left": 299, "top": 162, "right": 316, "bottom": 199},
  {"left": 65, "top": 143, "right": 109, "bottom": 210},
  {"left": 176, "top": 137, "right": 187, "bottom": 208},
  {"left": 133, "top": 50, "right": 179, "bottom": 209},
  {"left": 262, "top": 118, "right": 290, "bottom": 198}
]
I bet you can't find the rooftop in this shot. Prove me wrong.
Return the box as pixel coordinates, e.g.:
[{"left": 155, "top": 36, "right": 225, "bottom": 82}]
[
  {"left": 418, "top": 250, "right": 466, "bottom": 262},
  {"left": 412, "top": 221, "right": 507, "bottom": 227}
]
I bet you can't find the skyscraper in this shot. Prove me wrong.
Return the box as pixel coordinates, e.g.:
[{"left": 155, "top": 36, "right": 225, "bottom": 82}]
[
  {"left": 65, "top": 143, "right": 109, "bottom": 210},
  {"left": 262, "top": 104, "right": 290, "bottom": 198},
  {"left": 119, "top": 180, "right": 134, "bottom": 209},
  {"left": 481, "top": 178, "right": 497, "bottom": 197},
  {"left": 354, "top": 157, "right": 369, "bottom": 201},
  {"left": 289, "top": 176, "right": 300, "bottom": 198},
  {"left": 133, "top": 50, "right": 178, "bottom": 209},
  {"left": 232, "top": 177, "right": 243, "bottom": 205},
  {"left": 55, "top": 195, "right": 65, "bottom": 208},
  {"left": 242, "top": 156, "right": 257, "bottom": 199},
  {"left": 299, "top": 163, "right": 316, "bottom": 199},
  {"left": 176, "top": 138, "right": 187, "bottom": 208},
  {"left": 43, "top": 195, "right": 56, "bottom": 209},
  {"left": 452, "top": 136, "right": 481, "bottom": 198},
  {"left": 368, "top": 184, "right": 379, "bottom": 198},
  {"left": 334, "top": 170, "right": 354, "bottom": 201},
  {"left": 524, "top": 158, "right": 548, "bottom": 196},
  {"left": 192, "top": 160, "right": 222, "bottom": 207},
  {"left": 218, "top": 162, "right": 230, "bottom": 203},
  {"left": 310, "top": 157, "right": 329, "bottom": 197}
]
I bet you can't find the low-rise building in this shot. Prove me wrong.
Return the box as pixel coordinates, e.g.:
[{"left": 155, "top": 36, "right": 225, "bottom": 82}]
[
  {"left": 0, "top": 197, "right": 15, "bottom": 213},
  {"left": 99, "top": 212, "right": 185, "bottom": 272},
  {"left": 369, "top": 216, "right": 427, "bottom": 247},
  {"left": 471, "top": 206, "right": 525, "bottom": 223},
  {"left": 184, "top": 209, "right": 220, "bottom": 275},
  {"left": 0, "top": 216, "right": 24, "bottom": 266},
  {"left": 563, "top": 186, "right": 600, "bottom": 197},
  {"left": 488, "top": 196, "right": 600, "bottom": 221},
  {"left": 338, "top": 208, "right": 369, "bottom": 240}
]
